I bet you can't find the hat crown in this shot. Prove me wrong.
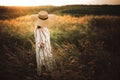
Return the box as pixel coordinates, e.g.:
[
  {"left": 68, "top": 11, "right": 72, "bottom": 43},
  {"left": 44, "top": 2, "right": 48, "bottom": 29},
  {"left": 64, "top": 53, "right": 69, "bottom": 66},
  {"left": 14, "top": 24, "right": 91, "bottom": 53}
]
[{"left": 38, "top": 11, "right": 48, "bottom": 19}]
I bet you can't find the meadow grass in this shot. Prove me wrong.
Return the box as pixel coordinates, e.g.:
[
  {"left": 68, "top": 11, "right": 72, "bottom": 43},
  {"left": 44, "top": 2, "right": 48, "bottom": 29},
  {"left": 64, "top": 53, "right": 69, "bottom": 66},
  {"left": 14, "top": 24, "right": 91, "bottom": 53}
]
[
  {"left": 0, "top": 13, "right": 120, "bottom": 80},
  {"left": 0, "top": 5, "right": 120, "bottom": 20}
]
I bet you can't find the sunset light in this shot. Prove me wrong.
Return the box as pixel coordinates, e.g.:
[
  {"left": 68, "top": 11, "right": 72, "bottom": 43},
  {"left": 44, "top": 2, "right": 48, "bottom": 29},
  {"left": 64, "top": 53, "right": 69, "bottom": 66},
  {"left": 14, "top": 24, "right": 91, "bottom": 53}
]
[{"left": 0, "top": 0, "right": 120, "bottom": 6}]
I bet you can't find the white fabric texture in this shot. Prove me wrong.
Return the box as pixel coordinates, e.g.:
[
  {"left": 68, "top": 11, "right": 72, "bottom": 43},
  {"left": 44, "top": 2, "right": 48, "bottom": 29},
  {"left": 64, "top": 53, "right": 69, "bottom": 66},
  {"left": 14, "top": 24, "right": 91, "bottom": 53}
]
[{"left": 34, "top": 26, "right": 55, "bottom": 75}]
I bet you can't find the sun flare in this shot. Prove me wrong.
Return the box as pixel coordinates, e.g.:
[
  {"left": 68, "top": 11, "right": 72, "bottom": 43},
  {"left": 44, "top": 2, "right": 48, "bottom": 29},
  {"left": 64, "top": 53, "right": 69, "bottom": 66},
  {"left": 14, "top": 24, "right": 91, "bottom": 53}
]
[
  {"left": 0, "top": 0, "right": 120, "bottom": 6},
  {"left": 0, "top": 0, "right": 91, "bottom": 6}
]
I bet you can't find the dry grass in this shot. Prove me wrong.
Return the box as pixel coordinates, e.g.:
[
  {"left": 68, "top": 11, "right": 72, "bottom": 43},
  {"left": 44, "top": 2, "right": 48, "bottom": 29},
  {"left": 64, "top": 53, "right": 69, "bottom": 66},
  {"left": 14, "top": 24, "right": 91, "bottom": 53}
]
[{"left": 0, "top": 15, "right": 120, "bottom": 80}]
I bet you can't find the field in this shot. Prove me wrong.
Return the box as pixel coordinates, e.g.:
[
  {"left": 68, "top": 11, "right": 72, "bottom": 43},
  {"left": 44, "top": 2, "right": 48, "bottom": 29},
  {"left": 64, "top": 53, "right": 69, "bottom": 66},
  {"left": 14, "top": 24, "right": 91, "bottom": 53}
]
[{"left": 0, "top": 5, "right": 120, "bottom": 80}]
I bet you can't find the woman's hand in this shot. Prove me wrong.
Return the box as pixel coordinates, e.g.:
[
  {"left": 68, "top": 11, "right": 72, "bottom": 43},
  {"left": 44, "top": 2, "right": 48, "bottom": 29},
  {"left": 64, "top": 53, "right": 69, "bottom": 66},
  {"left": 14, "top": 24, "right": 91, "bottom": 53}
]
[{"left": 40, "top": 42, "right": 45, "bottom": 48}]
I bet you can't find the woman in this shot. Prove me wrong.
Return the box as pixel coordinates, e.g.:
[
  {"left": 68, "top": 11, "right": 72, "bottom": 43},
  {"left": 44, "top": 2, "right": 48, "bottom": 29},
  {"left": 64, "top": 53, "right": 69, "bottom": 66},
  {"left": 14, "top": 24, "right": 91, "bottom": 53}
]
[{"left": 31, "top": 11, "right": 56, "bottom": 76}]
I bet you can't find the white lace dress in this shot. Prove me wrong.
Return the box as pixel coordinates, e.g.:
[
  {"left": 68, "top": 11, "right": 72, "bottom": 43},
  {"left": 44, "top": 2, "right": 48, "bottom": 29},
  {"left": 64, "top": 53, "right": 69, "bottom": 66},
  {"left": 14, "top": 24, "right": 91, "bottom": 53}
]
[{"left": 34, "top": 26, "right": 55, "bottom": 75}]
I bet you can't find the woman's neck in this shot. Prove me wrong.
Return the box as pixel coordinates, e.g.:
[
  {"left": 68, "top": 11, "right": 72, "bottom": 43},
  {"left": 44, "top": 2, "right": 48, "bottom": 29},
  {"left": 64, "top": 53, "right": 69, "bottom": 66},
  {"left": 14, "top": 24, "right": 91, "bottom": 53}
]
[
  {"left": 37, "top": 26, "right": 41, "bottom": 29},
  {"left": 36, "top": 26, "right": 47, "bottom": 30}
]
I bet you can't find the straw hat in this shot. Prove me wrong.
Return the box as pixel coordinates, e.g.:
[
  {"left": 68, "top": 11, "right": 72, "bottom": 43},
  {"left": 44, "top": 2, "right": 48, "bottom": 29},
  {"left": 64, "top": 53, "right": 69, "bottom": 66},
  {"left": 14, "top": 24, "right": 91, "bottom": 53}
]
[{"left": 31, "top": 10, "right": 56, "bottom": 27}]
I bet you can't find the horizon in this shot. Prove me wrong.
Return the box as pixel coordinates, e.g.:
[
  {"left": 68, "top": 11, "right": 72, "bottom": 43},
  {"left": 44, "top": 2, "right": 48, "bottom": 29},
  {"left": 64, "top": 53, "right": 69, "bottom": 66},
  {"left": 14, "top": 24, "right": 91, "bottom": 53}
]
[
  {"left": 0, "top": 0, "right": 120, "bottom": 6},
  {"left": 0, "top": 4, "right": 120, "bottom": 7}
]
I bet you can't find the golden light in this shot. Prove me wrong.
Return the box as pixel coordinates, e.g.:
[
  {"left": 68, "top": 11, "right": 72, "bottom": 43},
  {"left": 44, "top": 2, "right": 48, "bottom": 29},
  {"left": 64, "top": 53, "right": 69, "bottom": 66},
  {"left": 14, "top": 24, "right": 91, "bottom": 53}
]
[
  {"left": 0, "top": 0, "right": 90, "bottom": 6},
  {"left": 0, "top": 0, "right": 120, "bottom": 6}
]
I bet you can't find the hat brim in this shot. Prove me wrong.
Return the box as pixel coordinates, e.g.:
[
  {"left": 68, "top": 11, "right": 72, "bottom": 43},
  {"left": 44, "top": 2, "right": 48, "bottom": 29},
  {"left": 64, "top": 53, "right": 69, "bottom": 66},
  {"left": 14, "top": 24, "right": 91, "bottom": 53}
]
[{"left": 31, "top": 14, "right": 57, "bottom": 27}]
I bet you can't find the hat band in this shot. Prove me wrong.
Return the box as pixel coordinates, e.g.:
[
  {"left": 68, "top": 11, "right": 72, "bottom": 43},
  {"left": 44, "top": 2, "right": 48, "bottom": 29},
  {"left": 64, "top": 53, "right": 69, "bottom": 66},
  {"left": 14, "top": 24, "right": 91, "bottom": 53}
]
[{"left": 38, "top": 16, "right": 48, "bottom": 20}]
